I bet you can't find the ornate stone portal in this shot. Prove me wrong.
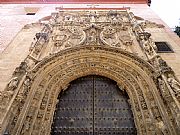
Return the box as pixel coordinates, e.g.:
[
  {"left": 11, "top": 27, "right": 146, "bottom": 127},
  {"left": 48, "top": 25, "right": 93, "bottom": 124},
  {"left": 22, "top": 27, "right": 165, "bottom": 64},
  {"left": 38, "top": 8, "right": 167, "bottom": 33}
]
[{"left": 0, "top": 9, "right": 179, "bottom": 135}]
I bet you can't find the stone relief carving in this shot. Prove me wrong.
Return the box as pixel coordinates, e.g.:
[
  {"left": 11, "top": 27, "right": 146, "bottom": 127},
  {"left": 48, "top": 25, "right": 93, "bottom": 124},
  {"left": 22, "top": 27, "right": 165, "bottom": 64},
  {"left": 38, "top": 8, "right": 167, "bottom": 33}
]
[
  {"left": 158, "top": 78, "right": 170, "bottom": 98},
  {"left": 157, "top": 75, "right": 180, "bottom": 129},
  {"left": 149, "top": 55, "right": 172, "bottom": 76},
  {"left": 52, "top": 25, "right": 86, "bottom": 52},
  {"left": 29, "top": 24, "right": 51, "bottom": 58},
  {"left": 129, "top": 12, "right": 180, "bottom": 129},
  {"left": 100, "top": 25, "right": 119, "bottom": 46},
  {"left": 155, "top": 117, "right": 168, "bottom": 135},
  {"left": 107, "top": 11, "right": 125, "bottom": 27},
  {"left": 0, "top": 10, "right": 179, "bottom": 135},
  {"left": 34, "top": 10, "right": 135, "bottom": 55},
  {"left": 13, "top": 62, "right": 27, "bottom": 76},
  {"left": 119, "top": 30, "right": 133, "bottom": 46},
  {"left": 167, "top": 74, "right": 180, "bottom": 97},
  {"left": 158, "top": 57, "right": 172, "bottom": 73},
  {"left": 0, "top": 91, "right": 13, "bottom": 110},
  {"left": 138, "top": 32, "right": 157, "bottom": 58},
  {"left": 7, "top": 77, "right": 19, "bottom": 91},
  {"left": 100, "top": 25, "right": 133, "bottom": 47},
  {"left": 0, "top": 77, "right": 19, "bottom": 112},
  {"left": 141, "top": 20, "right": 165, "bottom": 29}
]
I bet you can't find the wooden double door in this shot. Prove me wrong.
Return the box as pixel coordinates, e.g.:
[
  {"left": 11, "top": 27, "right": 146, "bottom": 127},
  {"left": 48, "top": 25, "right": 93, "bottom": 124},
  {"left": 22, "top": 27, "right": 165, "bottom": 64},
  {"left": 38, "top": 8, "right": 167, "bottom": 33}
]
[{"left": 51, "top": 75, "right": 137, "bottom": 135}]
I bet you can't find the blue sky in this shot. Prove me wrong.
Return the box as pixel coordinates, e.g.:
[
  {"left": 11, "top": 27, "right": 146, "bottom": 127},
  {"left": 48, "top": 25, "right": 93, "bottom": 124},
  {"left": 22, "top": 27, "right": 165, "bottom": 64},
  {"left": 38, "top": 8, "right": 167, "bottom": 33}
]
[{"left": 151, "top": 0, "right": 180, "bottom": 28}]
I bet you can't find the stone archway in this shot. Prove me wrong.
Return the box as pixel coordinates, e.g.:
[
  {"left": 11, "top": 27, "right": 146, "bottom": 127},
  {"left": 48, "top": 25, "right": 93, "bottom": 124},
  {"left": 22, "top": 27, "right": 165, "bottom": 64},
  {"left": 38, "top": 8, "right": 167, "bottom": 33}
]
[{"left": 1, "top": 46, "right": 176, "bottom": 135}]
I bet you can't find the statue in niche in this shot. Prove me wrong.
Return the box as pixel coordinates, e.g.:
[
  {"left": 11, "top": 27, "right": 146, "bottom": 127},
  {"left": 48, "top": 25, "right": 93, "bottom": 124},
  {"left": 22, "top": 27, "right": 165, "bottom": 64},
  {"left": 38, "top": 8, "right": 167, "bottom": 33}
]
[
  {"left": 142, "top": 39, "right": 154, "bottom": 56},
  {"left": 139, "top": 32, "right": 155, "bottom": 56},
  {"left": 90, "top": 31, "right": 96, "bottom": 42},
  {"left": 167, "top": 74, "right": 180, "bottom": 97},
  {"left": 88, "top": 28, "right": 97, "bottom": 44}
]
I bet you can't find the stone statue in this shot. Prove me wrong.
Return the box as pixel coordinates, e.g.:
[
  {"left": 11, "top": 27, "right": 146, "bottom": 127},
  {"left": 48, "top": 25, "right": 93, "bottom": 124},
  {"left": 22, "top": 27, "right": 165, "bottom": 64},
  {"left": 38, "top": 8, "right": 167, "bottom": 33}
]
[
  {"left": 89, "top": 29, "right": 97, "bottom": 44},
  {"left": 7, "top": 77, "right": 19, "bottom": 91},
  {"left": 13, "top": 61, "right": 28, "bottom": 75},
  {"left": 167, "top": 74, "right": 180, "bottom": 96},
  {"left": 143, "top": 39, "right": 154, "bottom": 56},
  {"left": 157, "top": 57, "right": 172, "bottom": 73},
  {"left": 149, "top": 39, "right": 157, "bottom": 52},
  {"left": 35, "top": 33, "right": 41, "bottom": 40}
]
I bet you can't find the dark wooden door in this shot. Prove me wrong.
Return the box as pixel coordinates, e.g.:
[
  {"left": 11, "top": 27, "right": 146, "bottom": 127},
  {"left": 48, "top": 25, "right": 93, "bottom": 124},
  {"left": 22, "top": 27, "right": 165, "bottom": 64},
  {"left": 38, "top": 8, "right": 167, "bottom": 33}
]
[{"left": 51, "top": 75, "right": 137, "bottom": 135}]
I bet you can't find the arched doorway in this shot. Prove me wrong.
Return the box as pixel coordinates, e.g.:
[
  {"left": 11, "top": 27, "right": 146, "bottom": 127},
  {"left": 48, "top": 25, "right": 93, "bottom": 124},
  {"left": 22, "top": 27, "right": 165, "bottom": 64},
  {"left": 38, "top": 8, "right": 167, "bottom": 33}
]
[
  {"left": 51, "top": 75, "right": 137, "bottom": 135},
  {"left": 2, "top": 46, "right": 176, "bottom": 135}
]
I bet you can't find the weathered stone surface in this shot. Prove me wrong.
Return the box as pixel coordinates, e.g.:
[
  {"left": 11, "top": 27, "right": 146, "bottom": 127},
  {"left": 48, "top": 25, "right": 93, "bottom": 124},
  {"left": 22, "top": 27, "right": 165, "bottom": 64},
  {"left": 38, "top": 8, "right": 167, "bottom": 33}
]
[{"left": 0, "top": 5, "right": 179, "bottom": 135}]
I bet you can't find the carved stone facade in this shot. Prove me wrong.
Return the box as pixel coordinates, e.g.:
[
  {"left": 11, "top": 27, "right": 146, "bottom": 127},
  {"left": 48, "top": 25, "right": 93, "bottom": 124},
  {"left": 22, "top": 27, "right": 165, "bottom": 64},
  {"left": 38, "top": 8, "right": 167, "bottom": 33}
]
[{"left": 0, "top": 9, "right": 179, "bottom": 135}]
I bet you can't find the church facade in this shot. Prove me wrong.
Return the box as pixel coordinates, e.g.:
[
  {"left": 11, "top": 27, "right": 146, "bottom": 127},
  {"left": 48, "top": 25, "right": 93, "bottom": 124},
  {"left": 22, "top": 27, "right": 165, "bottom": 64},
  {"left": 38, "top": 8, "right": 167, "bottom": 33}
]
[{"left": 0, "top": 1, "right": 180, "bottom": 135}]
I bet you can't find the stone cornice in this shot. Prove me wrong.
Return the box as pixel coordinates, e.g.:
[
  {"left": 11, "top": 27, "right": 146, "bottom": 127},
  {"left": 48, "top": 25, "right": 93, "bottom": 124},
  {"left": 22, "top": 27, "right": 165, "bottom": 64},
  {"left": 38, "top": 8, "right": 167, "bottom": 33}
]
[{"left": 0, "top": 0, "right": 148, "bottom": 4}]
